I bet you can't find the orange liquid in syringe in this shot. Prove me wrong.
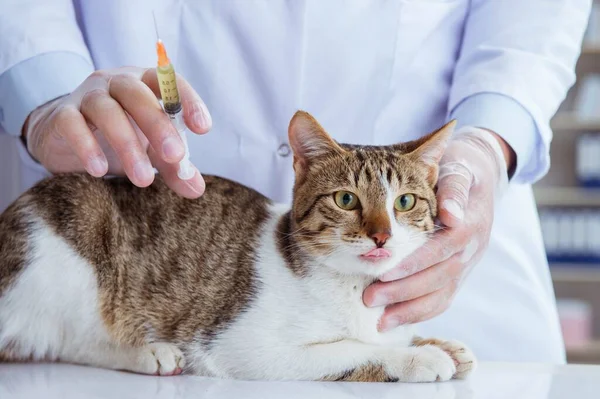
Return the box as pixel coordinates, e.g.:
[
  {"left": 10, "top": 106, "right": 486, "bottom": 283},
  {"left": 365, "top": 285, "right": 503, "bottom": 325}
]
[{"left": 155, "top": 40, "right": 181, "bottom": 114}]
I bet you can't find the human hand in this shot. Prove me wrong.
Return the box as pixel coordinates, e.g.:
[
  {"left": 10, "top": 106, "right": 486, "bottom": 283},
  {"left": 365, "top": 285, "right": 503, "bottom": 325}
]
[
  {"left": 22, "top": 67, "right": 212, "bottom": 198},
  {"left": 363, "top": 126, "right": 511, "bottom": 331}
]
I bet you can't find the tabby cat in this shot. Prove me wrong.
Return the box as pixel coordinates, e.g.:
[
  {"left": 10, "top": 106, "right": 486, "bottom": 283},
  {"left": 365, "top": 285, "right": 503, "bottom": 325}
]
[{"left": 0, "top": 111, "right": 475, "bottom": 382}]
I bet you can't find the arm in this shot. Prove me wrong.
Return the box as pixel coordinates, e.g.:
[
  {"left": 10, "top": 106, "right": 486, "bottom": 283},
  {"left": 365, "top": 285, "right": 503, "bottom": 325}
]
[
  {"left": 448, "top": 0, "right": 591, "bottom": 184},
  {"left": 365, "top": 0, "right": 591, "bottom": 327},
  {"left": 0, "top": 0, "right": 94, "bottom": 136}
]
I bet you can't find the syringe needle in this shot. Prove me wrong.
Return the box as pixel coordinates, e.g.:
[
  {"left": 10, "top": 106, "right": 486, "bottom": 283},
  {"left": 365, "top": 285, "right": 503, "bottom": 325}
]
[{"left": 152, "top": 10, "right": 160, "bottom": 41}]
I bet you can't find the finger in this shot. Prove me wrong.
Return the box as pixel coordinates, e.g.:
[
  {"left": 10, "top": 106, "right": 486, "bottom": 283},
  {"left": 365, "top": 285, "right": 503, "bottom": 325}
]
[
  {"left": 49, "top": 106, "right": 108, "bottom": 177},
  {"left": 109, "top": 74, "right": 186, "bottom": 164},
  {"left": 141, "top": 68, "right": 212, "bottom": 134},
  {"left": 80, "top": 90, "right": 155, "bottom": 187},
  {"left": 380, "top": 227, "right": 466, "bottom": 281},
  {"left": 364, "top": 253, "right": 463, "bottom": 307},
  {"left": 436, "top": 161, "right": 473, "bottom": 228},
  {"left": 148, "top": 146, "right": 205, "bottom": 199},
  {"left": 378, "top": 284, "right": 456, "bottom": 332}
]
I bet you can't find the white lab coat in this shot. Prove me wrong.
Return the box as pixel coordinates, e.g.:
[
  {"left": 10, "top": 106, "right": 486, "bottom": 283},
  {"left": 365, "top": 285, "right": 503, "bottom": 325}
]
[{"left": 0, "top": 0, "right": 591, "bottom": 362}]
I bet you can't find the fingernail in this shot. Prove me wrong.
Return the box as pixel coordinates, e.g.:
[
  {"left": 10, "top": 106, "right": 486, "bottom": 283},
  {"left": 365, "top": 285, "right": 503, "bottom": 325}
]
[
  {"left": 162, "top": 136, "right": 184, "bottom": 161},
  {"left": 379, "top": 317, "right": 402, "bottom": 332},
  {"left": 380, "top": 272, "right": 397, "bottom": 282},
  {"left": 461, "top": 238, "right": 479, "bottom": 263},
  {"left": 133, "top": 161, "right": 154, "bottom": 183},
  {"left": 443, "top": 199, "right": 464, "bottom": 221},
  {"left": 88, "top": 157, "right": 107, "bottom": 176},
  {"left": 369, "top": 292, "right": 388, "bottom": 307},
  {"left": 192, "top": 102, "right": 212, "bottom": 130},
  {"left": 184, "top": 172, "right": 205, "bottom": 197}
]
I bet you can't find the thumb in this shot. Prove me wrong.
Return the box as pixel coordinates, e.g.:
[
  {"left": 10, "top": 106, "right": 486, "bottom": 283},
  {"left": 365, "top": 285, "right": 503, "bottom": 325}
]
[{"left": 436, "top": 161, "right": 473, "bottom": 228}]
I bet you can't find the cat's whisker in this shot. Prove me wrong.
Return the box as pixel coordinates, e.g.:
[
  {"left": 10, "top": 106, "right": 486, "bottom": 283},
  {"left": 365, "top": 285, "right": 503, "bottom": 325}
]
[
  {"left": 281, "top": 240, "right": 341, "bottom": 254},
  {"left": 275, "top": 225, "right": 311, "bottom": 238}
]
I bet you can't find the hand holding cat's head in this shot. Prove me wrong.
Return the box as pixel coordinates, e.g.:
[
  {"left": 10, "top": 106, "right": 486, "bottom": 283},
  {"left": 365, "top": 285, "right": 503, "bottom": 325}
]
[{"left": 286, "top": 111, "right": 454, "bottom": 277}]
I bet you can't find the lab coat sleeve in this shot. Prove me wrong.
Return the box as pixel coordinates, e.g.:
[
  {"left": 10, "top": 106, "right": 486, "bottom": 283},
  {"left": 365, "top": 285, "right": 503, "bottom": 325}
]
[
  {"left": 0, "top": 0, "right": 95, "bottom": 136},
  {"left": 450, "top": 93, "right": 535, "bottom": 180},
  {"left": 448, "top": 0, "right": 591, "bottom": 184}
]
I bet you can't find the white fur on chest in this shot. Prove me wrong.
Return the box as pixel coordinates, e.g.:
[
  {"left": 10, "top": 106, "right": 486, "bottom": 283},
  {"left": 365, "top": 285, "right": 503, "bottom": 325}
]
[{"left": 251, "top": 260, "right": 415, "bottom": 348}]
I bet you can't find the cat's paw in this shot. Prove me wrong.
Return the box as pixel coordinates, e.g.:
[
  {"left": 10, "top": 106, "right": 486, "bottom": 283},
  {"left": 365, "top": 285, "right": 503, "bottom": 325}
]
[
  {"left": 134, "top": 343, "right": 186, "bottom": 376},
  {"left": 412, "top": 337, "right": 476, "bottom": 379},
  {"left": 437, "top": 339, "right": 476, "bottom": 379},
  {"left": 387, "top": 345, "right": 456, "bottom": 383}
]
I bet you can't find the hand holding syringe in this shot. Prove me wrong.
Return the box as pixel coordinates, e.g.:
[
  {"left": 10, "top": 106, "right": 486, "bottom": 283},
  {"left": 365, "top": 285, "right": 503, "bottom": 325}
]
[
  {"left": 21, "top": 22, "right": 211, "bottom": 198},
  {"left": 20, "top": 7, "right": 210, "bottom": 198}
]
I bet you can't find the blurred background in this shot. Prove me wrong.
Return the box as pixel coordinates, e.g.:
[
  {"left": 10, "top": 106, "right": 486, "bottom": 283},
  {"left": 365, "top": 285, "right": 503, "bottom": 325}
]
[{"left": 538, "top": 2, "right": 600, "bottom": 364}]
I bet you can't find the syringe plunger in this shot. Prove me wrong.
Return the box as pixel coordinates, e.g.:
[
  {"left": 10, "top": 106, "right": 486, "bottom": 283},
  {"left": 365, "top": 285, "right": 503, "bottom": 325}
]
[{"left": 168, "top": 111, "right": 195, "bottom": 180}]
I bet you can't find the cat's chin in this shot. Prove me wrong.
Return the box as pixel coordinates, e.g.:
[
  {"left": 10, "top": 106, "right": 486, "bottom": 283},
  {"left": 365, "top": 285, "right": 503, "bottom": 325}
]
[
  {"left": 356, "top": 257, "right": 400, "bottom": 277},
  {"left": 320, "top": 254, "right": 401, "bottom": 278},
  {"left": 358, "top": 255, "right": 396, "bottom": 274}
]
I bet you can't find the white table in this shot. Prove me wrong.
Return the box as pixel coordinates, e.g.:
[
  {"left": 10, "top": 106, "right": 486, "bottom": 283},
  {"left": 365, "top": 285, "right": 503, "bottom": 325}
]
[{"left": 0, "top": 362, "right": 598, "bottom": 398}]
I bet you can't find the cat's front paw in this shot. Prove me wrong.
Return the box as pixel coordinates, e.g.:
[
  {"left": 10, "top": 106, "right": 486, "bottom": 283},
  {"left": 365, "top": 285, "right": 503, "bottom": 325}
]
[
  {"left": 437, "top": 339, "right": 476, "bottom": 379},
  {"left": 412, "top": 337, "right": 477, "bottom": 379},
  {"left": 385, "top": 345, "right": 456, "bottom": 382},
  {"left": 134, "top": 343, "right": 186, "bottom": 376}
]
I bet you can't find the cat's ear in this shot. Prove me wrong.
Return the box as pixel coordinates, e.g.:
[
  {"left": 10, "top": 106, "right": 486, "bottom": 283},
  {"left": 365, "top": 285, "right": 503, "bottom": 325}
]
[
  {"left": 288, "top": 111, "right": 345, "bottom": 174},
  {"left": 408, "top": 120, "right": 456, "bottom": 185}
]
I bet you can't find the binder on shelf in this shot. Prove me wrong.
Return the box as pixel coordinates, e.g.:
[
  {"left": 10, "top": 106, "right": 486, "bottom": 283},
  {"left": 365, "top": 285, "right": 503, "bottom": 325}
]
[
  {"left": 541, "top": 207, "right": 600, "bottom": 265},
  {"left": 576, "top": 133, "right": 600, "bottom": 187}
]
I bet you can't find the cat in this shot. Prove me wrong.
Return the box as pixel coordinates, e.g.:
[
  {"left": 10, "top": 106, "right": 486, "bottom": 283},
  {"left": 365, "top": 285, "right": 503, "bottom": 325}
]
[{"left": 0, "top": 111, "right": 475, "bottom": 382}]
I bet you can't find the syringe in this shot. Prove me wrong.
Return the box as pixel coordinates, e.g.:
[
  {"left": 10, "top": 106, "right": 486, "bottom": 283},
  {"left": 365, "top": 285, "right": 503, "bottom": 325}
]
[{"left": 153, "top": 13, "right": 194, "bottom": 180}]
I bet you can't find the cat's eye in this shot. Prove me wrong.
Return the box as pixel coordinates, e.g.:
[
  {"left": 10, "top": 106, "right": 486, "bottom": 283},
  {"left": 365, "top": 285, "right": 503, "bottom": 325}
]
[
  {"left": 334, "top": 191, "right": 359, "bottom": 210},
  {"left": 394, "top": 194, "right": 416, "bottom": 212}
]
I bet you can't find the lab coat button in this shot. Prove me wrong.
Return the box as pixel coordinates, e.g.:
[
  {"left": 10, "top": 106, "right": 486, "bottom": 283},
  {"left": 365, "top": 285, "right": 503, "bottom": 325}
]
[{"left": 277, "top": 143, "right": 291, "bottom": 157}]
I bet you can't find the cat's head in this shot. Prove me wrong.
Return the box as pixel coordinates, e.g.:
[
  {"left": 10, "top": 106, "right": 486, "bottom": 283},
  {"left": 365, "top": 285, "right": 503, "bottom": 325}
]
[{"left": 287, "top": 111, "right": 454, "bottom": 277}]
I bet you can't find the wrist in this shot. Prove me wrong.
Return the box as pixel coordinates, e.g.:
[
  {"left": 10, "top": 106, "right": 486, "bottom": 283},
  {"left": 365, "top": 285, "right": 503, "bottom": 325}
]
[
  {"left": 21, "top": 108, "right": 43, "bottom": 162},
  {"left": 452, "top": 125, "right": 510, "bottom": 198},
  {"left": 482, "top": 129, "right": 516, "bottom": 179}
]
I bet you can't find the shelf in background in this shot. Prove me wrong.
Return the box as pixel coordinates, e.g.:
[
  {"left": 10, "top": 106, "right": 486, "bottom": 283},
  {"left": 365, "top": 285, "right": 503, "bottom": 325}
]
[
  {"left": 551, "top": 112, "right": 600, "bottom": 131},
  {"left": 534, "top": 186, "right": 600, "bottom": 207},
  {"left": 582, "top": 44, "right": 600, "bottom": 55},
  {"left": 551, "top": 265, "right": 600, "bottom": 283},
  {"left": 567, "top": 340, "right": 600, "bottom": 365}
]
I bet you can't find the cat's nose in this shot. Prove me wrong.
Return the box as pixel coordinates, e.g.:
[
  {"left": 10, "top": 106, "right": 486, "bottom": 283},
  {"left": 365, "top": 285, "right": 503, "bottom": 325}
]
[{"left": 370, "top": 231, "right": 391, "bottom": 248}]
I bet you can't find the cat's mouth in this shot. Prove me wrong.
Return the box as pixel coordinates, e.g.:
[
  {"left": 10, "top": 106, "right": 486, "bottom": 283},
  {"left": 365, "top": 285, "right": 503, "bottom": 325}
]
[{"left": 359, "top": 247, "right": 392, "bottom": 262}]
